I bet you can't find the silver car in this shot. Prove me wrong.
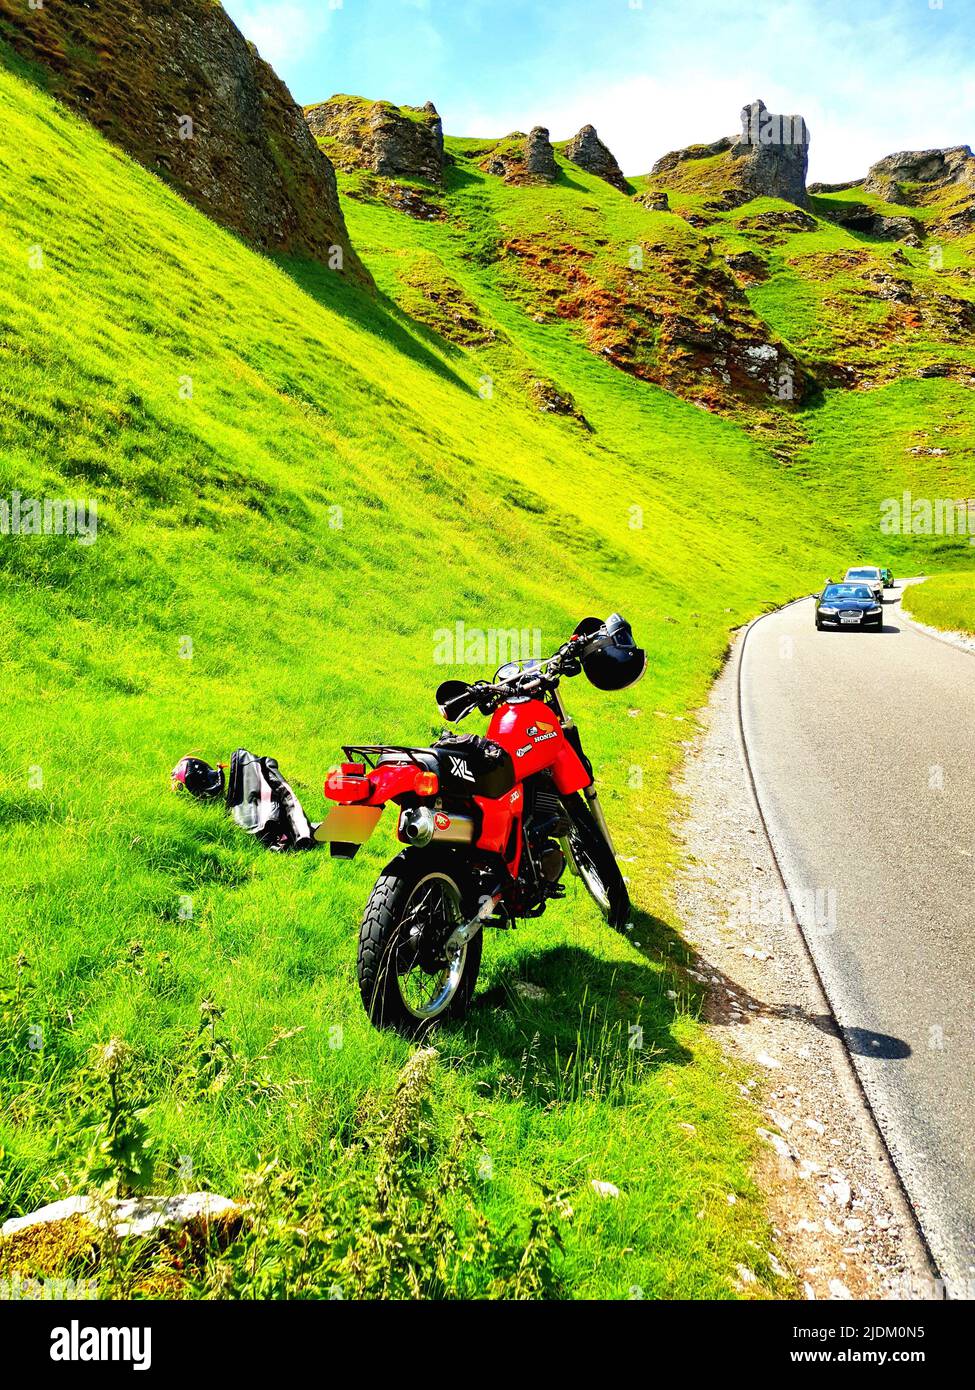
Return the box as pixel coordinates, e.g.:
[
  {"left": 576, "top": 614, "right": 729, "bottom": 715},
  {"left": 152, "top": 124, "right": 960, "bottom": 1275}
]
[{"left": 843, "top": 566, "right": 884, "bottom": 603}]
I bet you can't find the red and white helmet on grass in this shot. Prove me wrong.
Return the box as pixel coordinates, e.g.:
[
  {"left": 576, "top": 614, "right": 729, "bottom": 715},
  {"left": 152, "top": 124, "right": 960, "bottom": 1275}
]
[{"left": 171, "top": 756, "right": 225, "bottom": 800}]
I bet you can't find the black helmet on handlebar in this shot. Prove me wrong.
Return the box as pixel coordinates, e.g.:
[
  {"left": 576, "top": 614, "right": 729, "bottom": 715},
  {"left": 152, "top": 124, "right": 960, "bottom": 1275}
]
[
  {"left": 435, "top": 614, "right": 645, "bottom": 720},
  {"left": 573, "top": 614, "right": 646, "bottom": 691}
]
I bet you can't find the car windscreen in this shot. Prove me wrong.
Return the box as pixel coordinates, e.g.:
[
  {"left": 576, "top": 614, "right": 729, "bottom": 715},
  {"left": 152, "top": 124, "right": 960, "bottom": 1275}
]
[
  {"left": 824, "top": 585, "right": 869, "bottom": 600},
  {"left": 846, "top": 569, "right": 877, "bottom": 579}
]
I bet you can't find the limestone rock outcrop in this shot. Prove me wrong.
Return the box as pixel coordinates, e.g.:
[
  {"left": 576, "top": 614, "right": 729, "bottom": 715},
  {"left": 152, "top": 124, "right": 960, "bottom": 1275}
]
[
  {"left": 564, "top": 125, "right": 628, "bottom": 191},
  {"left": 482, "top": 127, "right": 558, "bottom": 183},
  {"left": 647, "top": 100, "right": 809, "bottom": 209},
  {"left": 819, "top": 202, "right": 924, "bottom": 245},
  {"left": 305, "top": 96, "right": 446, "bottom": 185},
  {"left": 731, "top": 99, "right": 810, "bottom": 207},
  {"left": 525, "top": 127, "right": 558, "bottom": 179},
  {"left": 864, "top": 146, "right": 975, "bottom": 201}
]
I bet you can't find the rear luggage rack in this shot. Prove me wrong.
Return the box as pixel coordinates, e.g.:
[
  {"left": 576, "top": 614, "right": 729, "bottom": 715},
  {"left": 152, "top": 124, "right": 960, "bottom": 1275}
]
[{"left": 342, "top": 745, "right": 431, "bottom": 770}]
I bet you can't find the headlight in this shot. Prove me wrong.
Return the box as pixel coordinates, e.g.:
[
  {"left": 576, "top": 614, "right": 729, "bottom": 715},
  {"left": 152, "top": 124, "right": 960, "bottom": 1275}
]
[
  {"left": 867, "top": 606, "right": 881, "bottom": 613},
  {"left": 819, "top": 606, "right": 838, "bottom": 615}
]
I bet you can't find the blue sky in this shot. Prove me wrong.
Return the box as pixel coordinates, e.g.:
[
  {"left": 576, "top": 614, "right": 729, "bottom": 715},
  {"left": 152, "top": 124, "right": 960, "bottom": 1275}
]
[{"left": 223, "top": 0, "right": 975, "bottom": 181}]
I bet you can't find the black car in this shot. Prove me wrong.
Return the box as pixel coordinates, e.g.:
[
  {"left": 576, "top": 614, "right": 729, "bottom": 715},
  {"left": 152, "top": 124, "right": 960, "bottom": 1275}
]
[{"left": 814, "top": 582, "right": 883, "bottom": 630}]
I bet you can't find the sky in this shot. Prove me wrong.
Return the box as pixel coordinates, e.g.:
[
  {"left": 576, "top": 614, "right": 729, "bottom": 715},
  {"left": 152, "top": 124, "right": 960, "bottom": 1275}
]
[{"left": 223, "top": 0, "right": 975, "bottom": 181}]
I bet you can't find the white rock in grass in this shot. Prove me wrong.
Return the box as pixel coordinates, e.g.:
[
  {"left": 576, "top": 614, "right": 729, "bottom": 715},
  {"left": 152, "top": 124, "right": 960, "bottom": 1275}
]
[
  {"left": 829, "top": 1278, "right": 853, "bottom": 1300},
  {"left": 590, "top": 1180, "right": 620, "bottom": 1199},
  {"left": 756, "top": 1051, "right": 782, "bottom": 1069},
  {"left": 2, "top": 1192, "right": 240, "bottom": 1240},
  {"left": 757, "top": 1127, "right": 792, "bottom": 1160},
  {"left": 1, "top": 1195, "right": 91, "bottom": 1236}
]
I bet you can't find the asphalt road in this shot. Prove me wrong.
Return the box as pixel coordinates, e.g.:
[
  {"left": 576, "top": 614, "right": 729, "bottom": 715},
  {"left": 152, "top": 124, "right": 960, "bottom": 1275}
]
[{"left": 739, "top": 582, "right": 975, "bottom": 1295}]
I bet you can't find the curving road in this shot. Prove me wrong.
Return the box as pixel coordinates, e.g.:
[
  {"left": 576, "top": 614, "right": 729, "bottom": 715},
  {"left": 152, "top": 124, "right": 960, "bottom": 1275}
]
[{"left": 739, "top": 582, "right": 975, "bottom": 1296}]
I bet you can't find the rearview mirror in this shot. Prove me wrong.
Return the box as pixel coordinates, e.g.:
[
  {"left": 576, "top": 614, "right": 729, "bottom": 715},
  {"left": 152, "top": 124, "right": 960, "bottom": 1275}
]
[
  {"left": 573, "top": 616, "right": 603, "bottom": 643},
  {"left": 435, "top": 679, "right": 476, "bottom": 720}
]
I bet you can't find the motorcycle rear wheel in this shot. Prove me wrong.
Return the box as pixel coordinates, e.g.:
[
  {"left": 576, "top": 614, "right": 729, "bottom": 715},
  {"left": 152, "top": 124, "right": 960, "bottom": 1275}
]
[
  {"left": 562, "top": 793, "right": 631, "bottom": 930},
  {"left": 357, "top": 848, "right": 482, "bottom": 1035}
]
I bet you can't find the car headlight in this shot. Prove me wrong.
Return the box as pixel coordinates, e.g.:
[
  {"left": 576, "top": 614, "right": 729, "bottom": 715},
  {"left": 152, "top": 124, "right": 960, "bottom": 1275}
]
[
  {"left": 819, "top": 606, "right": 838, "bottom": 615},
  {"left": 867, "top": 605, "right": 881, "bottom": 613}
]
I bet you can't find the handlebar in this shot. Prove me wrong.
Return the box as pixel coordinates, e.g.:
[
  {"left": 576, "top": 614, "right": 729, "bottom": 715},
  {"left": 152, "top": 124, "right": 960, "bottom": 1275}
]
[{"left": 437, "top": 625, "right": 609, "bottom": 722}]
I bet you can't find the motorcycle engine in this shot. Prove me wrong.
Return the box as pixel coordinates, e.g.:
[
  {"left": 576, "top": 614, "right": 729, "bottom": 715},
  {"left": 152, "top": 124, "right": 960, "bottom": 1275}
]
[
  {"left": 517, "top": 780, "right": 570, "bottom": 915},
  {"left": 517, "top": 836, "right": 566, "bottom": 916}
]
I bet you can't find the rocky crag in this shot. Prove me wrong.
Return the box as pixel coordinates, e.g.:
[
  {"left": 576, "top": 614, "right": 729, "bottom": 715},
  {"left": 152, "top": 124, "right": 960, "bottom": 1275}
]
[
  {"left": 479, "top": 127, "right": 558, "bottom": 182},
  {"left": 863, "top": 146, "right": 975, "bottom": 202},
  {"left": 646, "top": 98, "right": 810, "bottom": 211},
  {"left": 305, "top": 95, "right": 446, "bottom": 185},
  {"left": 810, "top": 147, "right": 975, "bottom": 243},
  {"left": 731, "top": 98, "right": 810, "bottom": 206},
  {"left": 0, "top": 0, "right": 366, "bottom": 279},
  {"left": 563, "top": 125, "right": 628, "bottom": 192}
]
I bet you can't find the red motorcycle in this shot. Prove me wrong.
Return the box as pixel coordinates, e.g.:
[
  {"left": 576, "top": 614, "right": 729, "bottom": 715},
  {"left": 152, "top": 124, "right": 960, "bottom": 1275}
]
[{"left": 320, "top": 615, "right": 646, "bottom": 1033}]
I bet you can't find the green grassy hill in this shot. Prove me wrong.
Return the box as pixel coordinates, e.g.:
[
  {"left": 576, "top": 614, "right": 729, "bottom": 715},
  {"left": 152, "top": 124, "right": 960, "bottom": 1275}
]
[
  {"left": 1, "top": 53, "right": 974, "bottom": 1299},
  {"left": 903, "top": 573, "right": 975, "bottom": 635}
]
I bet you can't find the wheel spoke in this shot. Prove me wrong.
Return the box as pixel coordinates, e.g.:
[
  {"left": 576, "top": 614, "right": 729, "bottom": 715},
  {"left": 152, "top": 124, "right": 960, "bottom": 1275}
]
[{"left": 395, "top": 873, "right": 466, "bottom": 1019}]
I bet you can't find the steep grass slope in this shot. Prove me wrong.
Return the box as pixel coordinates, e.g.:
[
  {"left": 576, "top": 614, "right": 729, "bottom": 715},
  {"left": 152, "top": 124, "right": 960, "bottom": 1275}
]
[
  {"left": 0, "top": 60, "right": 971, "bottom": 1298},
  {"left": 327, "top": 115, "right": 975, "bottom": 427}
]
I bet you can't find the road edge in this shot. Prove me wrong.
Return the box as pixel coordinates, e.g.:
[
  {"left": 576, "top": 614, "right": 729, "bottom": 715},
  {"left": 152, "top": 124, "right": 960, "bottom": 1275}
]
[{"left": 735, "top": 598, "right": 941, "bottom": 1298}]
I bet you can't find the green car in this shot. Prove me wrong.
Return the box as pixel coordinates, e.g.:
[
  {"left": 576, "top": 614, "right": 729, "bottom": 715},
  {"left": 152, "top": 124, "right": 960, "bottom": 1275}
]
[{"left": 881, "top": 567, "right": 895, "bottom": 589}]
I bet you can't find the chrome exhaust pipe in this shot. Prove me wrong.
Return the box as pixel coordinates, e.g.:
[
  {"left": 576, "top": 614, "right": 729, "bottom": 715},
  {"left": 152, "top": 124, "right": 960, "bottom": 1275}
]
[
  {"left": 399, "top": 806, "right": 435, "bottom": 846},
  {"left": 398, "top": 807, "right": 476, "bottom": 846}
]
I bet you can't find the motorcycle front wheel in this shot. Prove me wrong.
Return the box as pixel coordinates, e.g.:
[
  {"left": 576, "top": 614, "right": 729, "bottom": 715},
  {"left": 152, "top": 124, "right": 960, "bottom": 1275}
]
[
  {"left": 562, "top": 793, "right": 631, "bottom": 930},
  {"left": 357, "top": 848, "right": 482, "bottom": 1035}
]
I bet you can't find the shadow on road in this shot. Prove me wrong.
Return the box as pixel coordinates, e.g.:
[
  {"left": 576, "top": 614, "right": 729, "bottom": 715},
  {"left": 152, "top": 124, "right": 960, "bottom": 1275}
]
[
  {"left": 842, "top": 1027, "right": 912, "bottom": 1060},
  {"left": 817, "top": 623, "right": 901, "bottom": 634},
  {"left": 621, "top": 910, "right": 915, "bottom": 1063}
]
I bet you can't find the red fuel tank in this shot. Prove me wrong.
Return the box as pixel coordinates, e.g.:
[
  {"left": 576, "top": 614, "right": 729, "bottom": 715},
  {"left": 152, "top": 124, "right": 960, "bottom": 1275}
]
[{"left": 488, "top": 699, "right": 567, "bottom": 779}]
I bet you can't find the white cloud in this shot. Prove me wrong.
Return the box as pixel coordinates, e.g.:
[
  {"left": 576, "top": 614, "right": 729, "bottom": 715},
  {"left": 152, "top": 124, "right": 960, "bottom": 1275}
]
[
  {"left": 224, "top": 0, "right": 335, "bottom": 70},
  {"left": 451, "top": 75, "right": 761, "bottom": 178}
]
